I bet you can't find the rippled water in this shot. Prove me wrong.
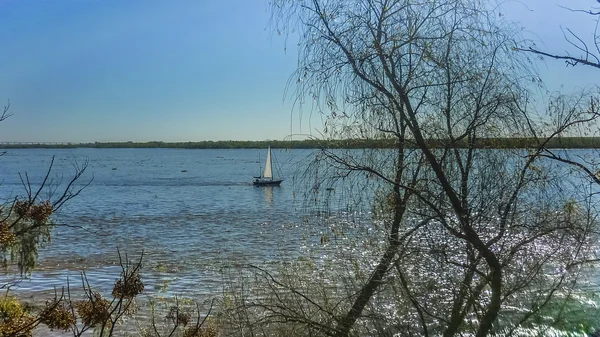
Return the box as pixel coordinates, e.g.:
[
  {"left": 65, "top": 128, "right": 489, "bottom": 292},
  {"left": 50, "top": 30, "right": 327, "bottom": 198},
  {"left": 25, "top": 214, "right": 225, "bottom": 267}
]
[
  {"left": 0, "top": 148, "right": 346, "bottom": 298},
  {"left": 2, "top": 148, "right": 599, "bottom": 337}
]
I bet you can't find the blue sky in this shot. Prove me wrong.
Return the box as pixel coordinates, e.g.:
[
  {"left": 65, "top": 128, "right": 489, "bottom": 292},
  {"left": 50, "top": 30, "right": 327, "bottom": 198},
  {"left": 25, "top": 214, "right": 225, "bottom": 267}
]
[{"left": 0, "top": 0, "right": 597, "bottom": 142}]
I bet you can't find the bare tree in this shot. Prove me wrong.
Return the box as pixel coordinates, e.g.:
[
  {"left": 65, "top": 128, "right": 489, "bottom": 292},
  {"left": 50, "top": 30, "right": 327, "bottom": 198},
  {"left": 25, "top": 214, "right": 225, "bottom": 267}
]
[{"left": 239, "top": 1, "right": 600, "bottom": 336}]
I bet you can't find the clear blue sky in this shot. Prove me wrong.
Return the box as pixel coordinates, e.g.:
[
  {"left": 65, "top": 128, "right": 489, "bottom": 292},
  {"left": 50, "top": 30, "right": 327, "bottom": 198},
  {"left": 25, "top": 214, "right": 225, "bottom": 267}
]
[{"left": 0, "top": 0, "right": 597, "bottom": 142}]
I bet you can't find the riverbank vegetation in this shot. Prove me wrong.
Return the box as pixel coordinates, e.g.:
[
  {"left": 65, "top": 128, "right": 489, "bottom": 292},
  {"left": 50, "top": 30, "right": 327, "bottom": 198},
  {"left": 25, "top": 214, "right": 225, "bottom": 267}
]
[{"left": 3, "top": 136, "right": 600, "bottom": 149}]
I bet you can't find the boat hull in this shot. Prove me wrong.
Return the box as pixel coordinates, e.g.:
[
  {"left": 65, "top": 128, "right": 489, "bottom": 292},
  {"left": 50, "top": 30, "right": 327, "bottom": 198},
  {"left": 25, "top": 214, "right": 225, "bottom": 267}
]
[{"left": 253, "top": 179, "right": 283, "bottom": 186}]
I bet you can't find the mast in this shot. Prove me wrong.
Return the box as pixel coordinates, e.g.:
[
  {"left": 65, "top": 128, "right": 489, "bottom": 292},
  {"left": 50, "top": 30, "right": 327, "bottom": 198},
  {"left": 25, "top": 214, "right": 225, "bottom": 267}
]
[{"left": 257, "top": 152, "right": 262, "bottom": 178}]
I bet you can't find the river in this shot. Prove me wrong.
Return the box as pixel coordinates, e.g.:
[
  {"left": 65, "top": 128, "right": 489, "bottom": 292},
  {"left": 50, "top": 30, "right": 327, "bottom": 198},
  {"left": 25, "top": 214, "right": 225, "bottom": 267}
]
[{"left": 0, "top": 148, "right": 354, "bottom": 299}]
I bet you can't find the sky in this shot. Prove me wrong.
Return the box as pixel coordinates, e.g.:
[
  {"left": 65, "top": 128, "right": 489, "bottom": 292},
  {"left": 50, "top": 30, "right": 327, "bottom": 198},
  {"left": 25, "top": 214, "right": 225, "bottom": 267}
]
[{"left": 0, "top": 0, "right": 597, "bottom": 143}]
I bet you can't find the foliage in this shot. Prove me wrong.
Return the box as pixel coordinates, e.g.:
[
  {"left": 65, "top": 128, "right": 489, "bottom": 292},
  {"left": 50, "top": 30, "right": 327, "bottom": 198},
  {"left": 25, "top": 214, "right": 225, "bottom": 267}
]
[
  {"left": 2, "top": 200, "right": 54, "bottom": 274},
  {"left": 39, "top": 298, "right": 77, "bottom": 331},
  {"left": 0, "top": 104, "right": 220, "bottom": 337},
  {"left": 0, "top": 152, "right": 89, "bottom": 275},
  {"left": 0, "top": 294, "right": 35, "bottom": 337},
  {"left": 0, "top": 251, "right": 218, "bottom": 337},
  {"left": 533, "top": 290, "right": 600, "bottom": 335},
  {"left": 10, "top": 253, "right": 224, "bottom": 337},
  {"left": 74, "top": 292, "right": 112, "bottom": 329}
]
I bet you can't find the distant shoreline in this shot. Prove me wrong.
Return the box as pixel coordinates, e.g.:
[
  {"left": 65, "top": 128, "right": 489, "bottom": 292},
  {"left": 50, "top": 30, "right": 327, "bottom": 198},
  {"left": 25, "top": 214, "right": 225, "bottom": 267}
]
[{"left": 1, "top": 138, "right": 600, "bottom": 149}]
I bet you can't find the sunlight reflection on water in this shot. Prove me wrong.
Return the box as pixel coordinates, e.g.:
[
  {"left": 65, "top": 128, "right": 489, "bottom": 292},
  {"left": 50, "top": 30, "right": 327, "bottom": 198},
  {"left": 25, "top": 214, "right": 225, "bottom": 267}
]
[{"left": 0, "top": 148, "right": 364, "bottom": 298}]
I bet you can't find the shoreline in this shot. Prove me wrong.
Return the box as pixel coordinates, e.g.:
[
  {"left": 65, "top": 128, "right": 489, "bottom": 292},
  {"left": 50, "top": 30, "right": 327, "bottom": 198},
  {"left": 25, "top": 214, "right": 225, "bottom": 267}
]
[{"left": 1, "top": 137, "right": 600, "bottom": 149}]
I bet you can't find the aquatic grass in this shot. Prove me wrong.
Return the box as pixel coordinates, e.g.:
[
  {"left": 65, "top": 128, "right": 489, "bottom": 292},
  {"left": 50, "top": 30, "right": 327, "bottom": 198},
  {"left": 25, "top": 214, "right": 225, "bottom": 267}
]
[{"left": 527, "top": 289, "right": 600, "bottom": 336}]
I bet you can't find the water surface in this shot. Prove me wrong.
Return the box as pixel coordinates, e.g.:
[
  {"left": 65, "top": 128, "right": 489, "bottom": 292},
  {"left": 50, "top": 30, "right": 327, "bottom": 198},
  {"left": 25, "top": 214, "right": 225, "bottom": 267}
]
[{"left": 0, "top": 148, "right": 337, "bottom": 297}]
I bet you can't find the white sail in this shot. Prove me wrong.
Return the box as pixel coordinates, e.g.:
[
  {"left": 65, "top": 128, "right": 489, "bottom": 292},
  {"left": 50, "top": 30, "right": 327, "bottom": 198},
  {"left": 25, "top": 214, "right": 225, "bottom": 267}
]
[{"left": 263, "top": 146, "right": 273, "bottom": 179}]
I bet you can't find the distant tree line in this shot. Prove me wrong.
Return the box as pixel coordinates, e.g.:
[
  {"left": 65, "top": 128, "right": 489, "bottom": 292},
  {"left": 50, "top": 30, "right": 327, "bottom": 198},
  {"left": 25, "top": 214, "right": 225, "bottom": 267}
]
[{"left": 1, "top": 137, "right": 600, "bottom": 149}]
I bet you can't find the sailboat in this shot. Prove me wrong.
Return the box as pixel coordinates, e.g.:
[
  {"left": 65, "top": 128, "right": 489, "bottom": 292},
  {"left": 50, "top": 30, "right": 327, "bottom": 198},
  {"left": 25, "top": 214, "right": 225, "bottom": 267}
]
[{"left": 253, "top": 146, "right": 283, "bottom": 186}]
